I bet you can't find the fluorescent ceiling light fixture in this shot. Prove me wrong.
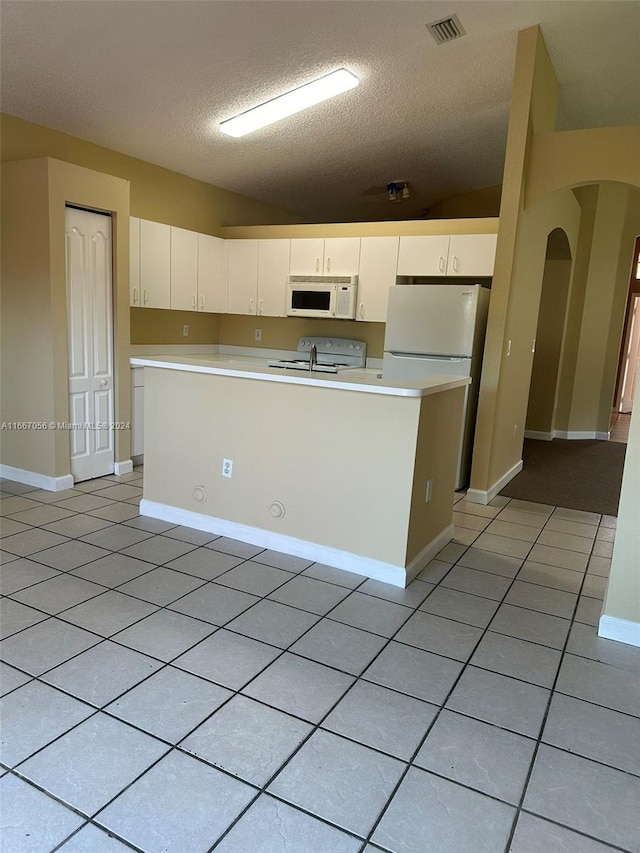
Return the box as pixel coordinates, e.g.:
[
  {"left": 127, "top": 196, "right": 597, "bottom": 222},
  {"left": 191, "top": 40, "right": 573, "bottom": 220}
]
[{"left": 220, "top": 68, "right": 359, "bottom": 137}]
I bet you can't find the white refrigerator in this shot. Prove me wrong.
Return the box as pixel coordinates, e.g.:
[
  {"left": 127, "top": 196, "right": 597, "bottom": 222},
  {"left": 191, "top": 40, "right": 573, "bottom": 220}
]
[{"left": 383, "top": 283, "right": 490, "bottom": 489}]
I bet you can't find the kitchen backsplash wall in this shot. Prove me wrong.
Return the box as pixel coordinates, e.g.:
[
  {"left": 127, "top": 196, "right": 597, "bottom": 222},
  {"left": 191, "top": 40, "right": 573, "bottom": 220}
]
[
  {"left": 219, "top": 315, "right": 386, "bottom": 357},
  {"left": 130, "top": 308, "right": 219, "bottom": 345},
  {"left": 129, "top": 310, "right": 385, "bottom": 356}
]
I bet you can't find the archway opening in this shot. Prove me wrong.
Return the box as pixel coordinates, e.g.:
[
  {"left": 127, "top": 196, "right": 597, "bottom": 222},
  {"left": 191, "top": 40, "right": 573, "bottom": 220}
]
[{"left": 525, "top": 228, "right": 572, "bottom": 439}]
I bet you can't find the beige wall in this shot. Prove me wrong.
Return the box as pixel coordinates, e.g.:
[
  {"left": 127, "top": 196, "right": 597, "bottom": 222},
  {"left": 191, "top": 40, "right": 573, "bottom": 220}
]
[
  {"left": 527, "top": 127, "right": 640, "bottom": 209},
  {"left": 473, "top": 185, "right": 581, "bottom": 490},
  {"left": 1, "top": 113, "right": 303, "bottom": 233},
  {"left": 1, "top": 160, "right": 57, "bottom": 475},
  {"left": 525, "top": 257, "right": 572, "bottom": 434},
  {"left": 471, "top": 25, "right": 640, "bottom": 494},
  {"left": 407, "top": 387, "right": 465, "bottom": 562},
  {"left": 221, "top": 217, "right": 498, "bottom": 240},
  {"left": 428, "top": 185, "right": 502, "bottom": 220},
  {"left": 143, "top": 368, "right": 462, "bottom": 574},
  {"left": 565, "top": 186, "right": 640, "bottom": 434},
  {"left": 1, "top": 158, "right": 130, "bottom": 476},
  {"left": 470, "top": 27, "right": 558, "bottom": 491},
  {"left": 219, "top": 315, "right": 386, "bottom": 358},
  {"left": 131, "top": 308, "right": 219, "bottom": 345},
  {"left": 601, "top": 399, "right": 640, "bottom": 628}
]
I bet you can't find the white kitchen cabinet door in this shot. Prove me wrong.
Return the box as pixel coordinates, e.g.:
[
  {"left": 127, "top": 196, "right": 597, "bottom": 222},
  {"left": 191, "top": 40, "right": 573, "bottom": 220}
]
[
  {"left": 356, "top": 236, "right": 399, "bottom": 322},
  {"left": 289, "top": 238, "right": 325, "bottom": 275},
  {"left": 140, "top": 219, "right": 171, "bottom": 309},
  {"left": 396, "top": 235, "right": 450, "bottom": 276},
  {"left": 257, "top": 239, "right": 289, "bottom": 316},
  {"left": 226, "top": 239, "right": 259, "bottom": 314},
  {"left": 197, "top": 233, "right": 225, "bottom": 313},
  {"left": 170, "top": 226, "right": 198, "bottom": 311},
  {"left": 129, "top": 217, "right": 140, "bottom": 307},
  {"left": 323, "top": 237, "right": 360, "bottom": 275},
  {"left": 447, "top": 234, "right": 498, "bottom": 276}
]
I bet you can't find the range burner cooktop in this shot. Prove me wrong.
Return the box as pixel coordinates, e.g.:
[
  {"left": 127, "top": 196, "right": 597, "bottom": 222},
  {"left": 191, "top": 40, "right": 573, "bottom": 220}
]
[{"left": 268, "top": 337, "right": 367, "bottom": 373}]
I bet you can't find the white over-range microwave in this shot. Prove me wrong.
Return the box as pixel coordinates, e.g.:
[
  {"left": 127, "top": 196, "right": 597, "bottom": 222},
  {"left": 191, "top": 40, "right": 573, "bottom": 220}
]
[{"left": 286, "top": 276, "right": 358, "bottom": 319}]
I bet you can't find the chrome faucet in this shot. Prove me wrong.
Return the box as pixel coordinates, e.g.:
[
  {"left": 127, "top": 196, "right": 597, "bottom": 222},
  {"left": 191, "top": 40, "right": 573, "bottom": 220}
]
[{"left": 309, "top": 343, "right": 317, "bottom": 373}]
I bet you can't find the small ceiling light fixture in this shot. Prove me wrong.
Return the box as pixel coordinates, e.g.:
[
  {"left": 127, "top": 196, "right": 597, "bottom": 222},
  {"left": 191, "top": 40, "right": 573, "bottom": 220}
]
[
  {"left": 220, "top": 68, "right": 359, "bottom": 138},
  {"left": 387, "top": 181, "right": 410, "bottom": 202}
]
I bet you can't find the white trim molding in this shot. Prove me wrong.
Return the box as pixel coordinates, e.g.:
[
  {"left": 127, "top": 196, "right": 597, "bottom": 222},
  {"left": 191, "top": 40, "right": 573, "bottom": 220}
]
[
  {"left": 553, "top": 430, "right": 610, "bottom": 440},
  {"left": 140, "top": 499, "right": 453, "bottom": 588},
  {"left": 465, "top": 459, "right": 523, "bottom": 505},
  {"left": 0, "top": 464, "right": 74, "bottom": 492},
  {"left": 405, "top": 524, "right": 455, "bottom": 583},
  {"left": 525, "top": 429, "right": 610, "bottom": 441},
  {"left": 598, "top": 615, "right": 640, "bottom": 648},
  {"left": 524, "top": 430, "right": 554, "bottom": 441},
  {"left": 114, "top": 459, "right": 134, "bottom": 476}
]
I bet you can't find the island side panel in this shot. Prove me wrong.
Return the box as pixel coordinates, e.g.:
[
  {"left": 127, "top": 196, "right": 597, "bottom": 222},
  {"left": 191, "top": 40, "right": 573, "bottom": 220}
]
[
  {"left": 142, "top": 367, "right": 421, "bottom": 567},
  {"left": 405, "top": 386, "right": 466, "bottom": 572}
]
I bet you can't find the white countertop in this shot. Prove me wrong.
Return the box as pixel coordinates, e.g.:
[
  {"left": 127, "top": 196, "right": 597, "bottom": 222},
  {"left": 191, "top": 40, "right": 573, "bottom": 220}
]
[{"left": 130, "top": 353, "right": 470, "bottom": 398}]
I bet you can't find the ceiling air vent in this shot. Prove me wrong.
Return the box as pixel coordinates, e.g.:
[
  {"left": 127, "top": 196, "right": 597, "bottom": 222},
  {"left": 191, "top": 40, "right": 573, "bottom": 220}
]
[{"left": 426, "top": 14, "right": 466, "bottom": 45}]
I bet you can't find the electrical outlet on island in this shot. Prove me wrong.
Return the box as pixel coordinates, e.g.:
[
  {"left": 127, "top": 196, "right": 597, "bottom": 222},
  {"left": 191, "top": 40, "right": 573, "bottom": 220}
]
[
  {"left": 182, "top": 324, "right": 189, "bottom": 337},
  {"left": 255, "top": 328, "right": 262, "bottom": 342}
]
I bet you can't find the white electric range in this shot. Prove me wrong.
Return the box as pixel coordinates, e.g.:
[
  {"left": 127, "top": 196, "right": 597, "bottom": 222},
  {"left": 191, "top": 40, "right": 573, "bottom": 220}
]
[{"left": 269, "top": 337, "right": 367, "bottom": 374}]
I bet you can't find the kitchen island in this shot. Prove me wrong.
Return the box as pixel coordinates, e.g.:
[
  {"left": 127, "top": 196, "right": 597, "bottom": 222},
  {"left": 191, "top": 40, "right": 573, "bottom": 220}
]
[{"left": 131, "top": 354, "right": 469, "bottom": 587}]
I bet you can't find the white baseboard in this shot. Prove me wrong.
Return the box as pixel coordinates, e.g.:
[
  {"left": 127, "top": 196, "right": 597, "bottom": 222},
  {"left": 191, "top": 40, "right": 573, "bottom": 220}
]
[
  {"left": 598, "top": 615, "right": 640, "bottom": 648},
  {"left": 465, "top": 459, "right": 523, "bottom": 506},
  {"left": 140, "top": 499, "right": 452, "bottom": 588},
  {"left": 114, "top": 459, "right": 134, "bottom": 475},
  {"left": 553, "top": 430, "right": 610, "bottom": 440},
  {"left": 525, "top": 430, "right": 610, "bottom": 441},
  {"left": 0, "top": 464, "right": 74, "bottom": 492},
  {"left": 405, "top": 524, "right": 455, "bottom": 583}
]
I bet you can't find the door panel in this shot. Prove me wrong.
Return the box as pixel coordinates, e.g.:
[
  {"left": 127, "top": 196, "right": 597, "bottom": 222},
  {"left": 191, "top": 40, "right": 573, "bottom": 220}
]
[
  {"left": 65, "top": 207, "right": 114, "bottom": 482},
  {"left": 384, "top": 284, "right": 480, "bottom": 357}
]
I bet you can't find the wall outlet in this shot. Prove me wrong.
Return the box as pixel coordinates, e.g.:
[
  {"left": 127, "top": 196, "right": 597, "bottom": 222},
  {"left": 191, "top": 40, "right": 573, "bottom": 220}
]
[
  {"left": 507, "top": 339, "right": 512, "bottom": 356},
  {"left": 182, "top": 324, "right": 189, "bottom": 337},
  {"left": 513, "top": 423, "right": 518, "bottom": 438},
  {"left": 425, "top": 478, "right": 433, "bottom": 502},
  {"left": 254, "top": 328, "right": 262, "bottom": 342},
  {"left": 221, "top": 458, "right": 233, "bottom": 478}
]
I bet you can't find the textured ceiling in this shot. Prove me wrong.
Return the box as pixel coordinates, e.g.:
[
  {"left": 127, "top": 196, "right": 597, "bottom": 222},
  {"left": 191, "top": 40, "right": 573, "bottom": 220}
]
[{"left": 1, "top": 1, "right": 639, "bottom": 223}]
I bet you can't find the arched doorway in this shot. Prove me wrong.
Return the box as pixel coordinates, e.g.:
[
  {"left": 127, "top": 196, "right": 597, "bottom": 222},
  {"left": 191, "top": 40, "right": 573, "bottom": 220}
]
[{"left": 525, "top": 228, "right": 572, "bottom": 440}]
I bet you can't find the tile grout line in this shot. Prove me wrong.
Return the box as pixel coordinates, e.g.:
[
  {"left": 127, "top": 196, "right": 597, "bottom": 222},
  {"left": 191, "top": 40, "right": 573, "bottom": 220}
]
[{"left": 2, "top": 482, "right": 633, "bottom": 852}]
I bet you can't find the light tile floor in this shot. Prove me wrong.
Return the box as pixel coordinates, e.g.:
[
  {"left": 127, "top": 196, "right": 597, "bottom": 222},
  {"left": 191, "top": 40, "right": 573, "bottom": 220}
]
[{"left": 1, "top": 470, "right": 639, "bottom": 853}]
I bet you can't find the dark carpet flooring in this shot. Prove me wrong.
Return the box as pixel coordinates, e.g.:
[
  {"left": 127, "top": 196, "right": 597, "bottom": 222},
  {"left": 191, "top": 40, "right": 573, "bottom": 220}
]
[{"left": 499, "top": 438, "right": 627, "bottom": 517}]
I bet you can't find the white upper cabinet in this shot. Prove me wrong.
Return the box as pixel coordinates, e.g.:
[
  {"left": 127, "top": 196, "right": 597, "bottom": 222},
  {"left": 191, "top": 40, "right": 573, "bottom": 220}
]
[
  {"left": 289, "top": 238, "right": 325, "bottom": 275},
  {"left": 170, "top": 226, "right": 199, "bottom": 311},
  {"left": 447, "top": 234, "right": 497, "bottom": 276},
  {"left": 140, "top": 219, "right": 171, "bottom": 309},
  {"left": 226, "top": 240, "right": 259, "bottom": 315},
  {"left": 289, "top": 237, "right": 360, "bottom": 276},
  {"left": 356, "top": 237, "right": 399, "bottom": 322},
  {"left": 257, "top": 239, "right": 289, "bottom": 317},
  {"left": 197, "top": 234, "right": 225, "bottom": 313},
  {"left": 397, "top": 233, "right": 497, "bottom": 276},
  {"left": 323, "top": 237, "right": 361, "bottom": 275},
  {"left": 396, "top": 235, "right": 450, "bottom": 276},
  {"left": 129, "top": 217, "right": 140, "bottom": 307}
]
